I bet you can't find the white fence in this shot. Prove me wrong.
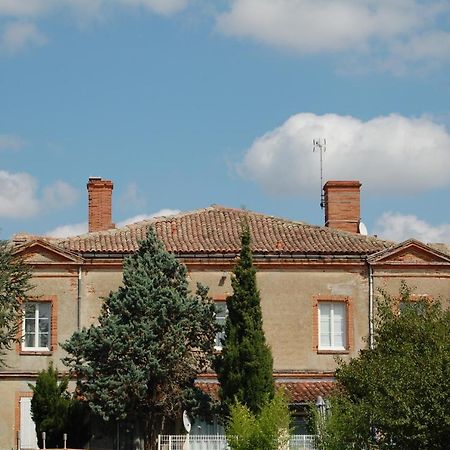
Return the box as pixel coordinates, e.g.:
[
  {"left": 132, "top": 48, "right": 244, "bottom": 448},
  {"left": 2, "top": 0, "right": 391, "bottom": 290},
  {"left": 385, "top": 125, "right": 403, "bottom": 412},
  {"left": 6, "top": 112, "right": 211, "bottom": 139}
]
[{"left": 157, "top": 435, "right": 315, "bottom": 450}]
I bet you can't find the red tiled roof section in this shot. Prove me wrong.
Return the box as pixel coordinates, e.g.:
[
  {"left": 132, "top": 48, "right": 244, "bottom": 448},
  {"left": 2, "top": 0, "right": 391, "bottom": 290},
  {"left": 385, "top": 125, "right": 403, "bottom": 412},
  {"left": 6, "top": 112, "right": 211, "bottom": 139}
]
[
  {"left": 278, "top": 381, "right": 336, "bottom": 403},
  {"left": 57, "top": 205, "right": 390, "bottom": 255},
  {"left": 195, "top": 380, "right": 335, "bottom": 404}
]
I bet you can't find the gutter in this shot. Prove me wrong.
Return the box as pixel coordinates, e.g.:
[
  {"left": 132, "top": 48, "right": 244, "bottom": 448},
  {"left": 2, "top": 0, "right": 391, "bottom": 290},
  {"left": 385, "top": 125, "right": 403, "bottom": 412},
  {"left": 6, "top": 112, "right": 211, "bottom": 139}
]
[
  {"left": 77, "top": 266, "right": 81, "bottom": 331},
  {"left": 366, "top": 259, "right": 374, "bottom": 349},
  {"left": 80, "top": 251, "right": 368, "bottom": 262}
]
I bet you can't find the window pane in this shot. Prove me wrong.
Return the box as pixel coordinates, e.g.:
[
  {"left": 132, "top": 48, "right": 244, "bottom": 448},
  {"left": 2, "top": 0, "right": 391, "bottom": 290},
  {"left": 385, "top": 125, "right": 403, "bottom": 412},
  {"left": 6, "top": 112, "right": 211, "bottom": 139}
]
[
  {"left": 332, "top": 303, "right": 346, "bottom": 348},
  {"left": 24, "top": 303, "right": 36, "bottom": 318},
  {"left": 39, "top": 333, "right": 49, "bottom": 348},
  {"left": 214, "top": 302, "right": 228, "bottom": 348},
  {"left": 24, "top": 332, "right": 35, "bottom": 348},
  {"left": 319, "top": 303, "right": 331, "bottom": 348},
  {"left": 38, "top": 303, "right": 50, "bottom": 318},
  {"left": 38, "top": 319, "right": 49, "bottom": 333},
  {"left": 320, "top": 332, "right": 331, "bottom": 348},
  {"left": 25, "top": 319, "right": 36, "bottom": 333}
]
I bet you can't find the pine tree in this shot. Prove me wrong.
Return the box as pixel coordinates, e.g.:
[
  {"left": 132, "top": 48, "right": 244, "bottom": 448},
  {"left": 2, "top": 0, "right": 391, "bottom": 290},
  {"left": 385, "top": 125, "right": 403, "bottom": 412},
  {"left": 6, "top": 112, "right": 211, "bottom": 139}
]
[
  {"left": 30, "top": 363, "right": 71, "bottom": 448},
  {"left": 62, "top": 228, "right": 217, "bottom": 448},
  {"left": 0, "top": 240, "right": 32, "bottom": 366},
  {"left": 216, "top": 223, "right": 274, "bottom": 416}
]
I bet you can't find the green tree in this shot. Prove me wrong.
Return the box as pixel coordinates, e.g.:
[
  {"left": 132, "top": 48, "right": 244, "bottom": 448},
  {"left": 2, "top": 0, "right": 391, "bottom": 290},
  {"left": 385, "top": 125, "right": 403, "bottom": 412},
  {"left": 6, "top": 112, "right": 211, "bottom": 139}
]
[
  {"left": 315, "top": 282, "right": 450, "bottom": 450},
  {"left": 30, "top": 363, "right": 71, "bottom": 448},
  {"left": 226, "top": 390, "right": 291, "bottom": 450},
  {"left": 216, "top": 223, "right": 274, "bottom": 415},
  {"left": 0, "top": 240, "right": 32, "bottom": 365},
  {"left": 30, "top": 363, "right": 91, "bottom": 448},
  {"left": 62, "top": 228, "right": 217, "bottom": 449}
]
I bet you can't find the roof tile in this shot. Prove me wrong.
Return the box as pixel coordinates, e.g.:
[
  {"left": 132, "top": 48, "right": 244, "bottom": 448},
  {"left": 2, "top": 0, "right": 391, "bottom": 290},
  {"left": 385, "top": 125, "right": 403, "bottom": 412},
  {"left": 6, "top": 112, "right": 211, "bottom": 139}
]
[
  {"left": 195, "top": 380, "right": 335, "bottom": 404},
  {"left": 30, "top": 205, "right": 391, "bottom": 256}
]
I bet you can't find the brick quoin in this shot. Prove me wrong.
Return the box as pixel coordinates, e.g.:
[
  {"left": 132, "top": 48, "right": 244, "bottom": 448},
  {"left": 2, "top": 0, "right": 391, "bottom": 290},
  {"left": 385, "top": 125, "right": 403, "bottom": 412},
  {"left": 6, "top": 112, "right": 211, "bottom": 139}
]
[
  {"left": 324, "top": 180, "right": 361, "bottom": 234},
  {"left": 87, "top": 177, "right": 114, "bottom": 232}
]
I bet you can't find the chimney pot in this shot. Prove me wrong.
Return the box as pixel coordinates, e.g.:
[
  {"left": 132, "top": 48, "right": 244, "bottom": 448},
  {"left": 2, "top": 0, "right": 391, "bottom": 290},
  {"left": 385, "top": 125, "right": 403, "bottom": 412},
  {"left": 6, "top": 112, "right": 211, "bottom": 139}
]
[
  {"left": 324, "top": 180, "right": 361, "bottom": 234},
  {"left": 87, "top": 177, "right": 114, "bottom": 233}
]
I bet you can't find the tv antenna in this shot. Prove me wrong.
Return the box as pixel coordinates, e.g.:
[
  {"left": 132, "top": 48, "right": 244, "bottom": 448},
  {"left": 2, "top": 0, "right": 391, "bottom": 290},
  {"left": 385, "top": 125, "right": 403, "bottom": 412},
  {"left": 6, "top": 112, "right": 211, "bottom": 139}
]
[{"left": 313, "top": 138, "right": 326, "bottom": 209}]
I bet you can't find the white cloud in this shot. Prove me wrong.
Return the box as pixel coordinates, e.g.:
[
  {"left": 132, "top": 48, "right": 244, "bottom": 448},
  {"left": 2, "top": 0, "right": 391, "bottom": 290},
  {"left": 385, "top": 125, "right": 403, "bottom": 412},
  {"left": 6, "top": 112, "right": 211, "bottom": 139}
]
[
  {"left": 0, "top": 171, "right": 79, "bottom": 219},
  {"left": 46, "top": 222, "right": 88, "bottom": 238},
  {"left": 0, "top": 0, "right": 190, "bottom": 54},
  {"left": 0, "top": 171, "right": 40, "bottom": 218},
  {"left": 216, "top": 0, "right": 450, "bottom": 71},
  {"left": 0, "top": 0, "right": 189, "bottom": 20},
  {"left": 117, "top": 208, "right": 180, "bottom": 227},
  {"left": 0, "top": 0, "right": 53, "bottom": 18},
  {"left": 374, "top": 212, "right": 450, "bottom": 245},
  {"left": 0, "top": 133, "right": 25, "bottom": 151},
  {"left": 45, "top": 208, "right": 181, "bottom": 238},
  {"left": 239, "top": 113, "right": 450, "bottom": 196},
  {"left": 0, "top": 21, "right": 47, "bottom": 53},
  {"left": 42, "top": 180, "right": 79, "bottom": 209}
]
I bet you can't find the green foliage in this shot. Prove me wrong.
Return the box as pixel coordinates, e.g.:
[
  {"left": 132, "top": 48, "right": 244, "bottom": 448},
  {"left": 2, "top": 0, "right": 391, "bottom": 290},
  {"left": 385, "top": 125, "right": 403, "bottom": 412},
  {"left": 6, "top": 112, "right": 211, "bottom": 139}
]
[
  {"left": 226, "top": 390, "right": 291, "bottom": 450},
  {"left": 29, "top": 363, "right": 71, "bottom": 448},
  {"left": 62, "top": 228, "right": 217, "bottom": 445},
  {"left": 0, "top": 240, "right": 32, "bottom": 365},
  {"left": 30, "top": 363, "right": 91, "bottom": 448},
  {"left": 315, "top": 282, "right": 450, "bottom": 450},
  {"left": 216, "top": 223, "right": 274, "bottom": 416}
]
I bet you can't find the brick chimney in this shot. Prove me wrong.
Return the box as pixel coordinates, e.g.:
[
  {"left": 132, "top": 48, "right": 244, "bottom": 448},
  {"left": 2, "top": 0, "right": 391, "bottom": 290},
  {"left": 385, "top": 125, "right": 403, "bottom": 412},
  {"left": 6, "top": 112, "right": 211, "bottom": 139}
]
[
  {"left": 87, "top": 177, "right": 114, "bottom": 232},
  {"left": 323, "top": 180, "right": 361, "bottom": 234}
]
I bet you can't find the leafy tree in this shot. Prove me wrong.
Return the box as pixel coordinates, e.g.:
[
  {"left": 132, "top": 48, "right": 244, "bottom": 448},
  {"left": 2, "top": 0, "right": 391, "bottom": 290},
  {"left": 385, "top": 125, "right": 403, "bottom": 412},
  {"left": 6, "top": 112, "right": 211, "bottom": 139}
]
[
  {"left": 30, "top": 363, "right": 71, "bottom": 448},
  {"left": 62, "top": 228, "right": 217, "bottom": 449},
  {"left": 226, "top": 390, "right": 291, "bottom": 450},
  {"left": 315, "top": 282, "right": 450, "bottom": 450},
  {"left": 216, "top": 223, "right": 274, "bottom": 415},
  {"left": 0, "top": 240, "right": 32, "bottom": 365}
]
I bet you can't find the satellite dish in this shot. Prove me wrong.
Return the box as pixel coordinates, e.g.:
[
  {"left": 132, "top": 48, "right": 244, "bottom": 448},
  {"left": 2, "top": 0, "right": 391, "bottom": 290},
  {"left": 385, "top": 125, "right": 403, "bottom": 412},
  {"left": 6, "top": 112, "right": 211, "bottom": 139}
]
[
  {"left": 359, "top": 221, "right": 368, "bottom": 236},
  {"left": 183, "top": 410, "right": 191, "bottom": 433}
]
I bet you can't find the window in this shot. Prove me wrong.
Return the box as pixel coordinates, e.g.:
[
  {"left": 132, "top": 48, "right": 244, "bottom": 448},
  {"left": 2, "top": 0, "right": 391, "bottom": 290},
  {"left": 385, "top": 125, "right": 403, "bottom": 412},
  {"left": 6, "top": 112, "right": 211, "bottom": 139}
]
[
  {"left": 22, "top": 302, "right": 51, "bottom": 351},
  {"left": 318, "top": 301, "right": 347, "bottom": 351},
  {"left": 214, "top": 302, "right": 227, "bottom": 350}
]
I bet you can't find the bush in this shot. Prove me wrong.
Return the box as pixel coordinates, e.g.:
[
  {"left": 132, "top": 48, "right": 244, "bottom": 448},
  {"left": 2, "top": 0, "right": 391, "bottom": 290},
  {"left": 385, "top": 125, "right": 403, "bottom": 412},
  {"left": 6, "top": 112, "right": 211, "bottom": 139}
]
[{"left": 226, "top": 391, "right": 291, "bottom": 450}]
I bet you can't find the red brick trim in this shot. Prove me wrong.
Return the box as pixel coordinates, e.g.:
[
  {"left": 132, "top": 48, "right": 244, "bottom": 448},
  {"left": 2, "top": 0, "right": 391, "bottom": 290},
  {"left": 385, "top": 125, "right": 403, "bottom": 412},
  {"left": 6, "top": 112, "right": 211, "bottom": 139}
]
[
  {"left": 16, "top": 296, "right": 58, "bottom": 354},
  {"left": 312, "top": 295, "right": 353, "bottom": 353}
]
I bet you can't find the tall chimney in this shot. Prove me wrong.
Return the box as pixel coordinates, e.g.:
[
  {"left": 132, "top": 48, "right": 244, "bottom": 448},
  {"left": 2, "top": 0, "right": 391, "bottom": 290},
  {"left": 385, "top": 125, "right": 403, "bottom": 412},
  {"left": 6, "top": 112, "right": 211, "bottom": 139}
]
[
  {"left": 87, "top": 177, "right": 114, "bottom": 232},
  {"left": 324, "top": 180, "right": 361, "bottom": 234}
]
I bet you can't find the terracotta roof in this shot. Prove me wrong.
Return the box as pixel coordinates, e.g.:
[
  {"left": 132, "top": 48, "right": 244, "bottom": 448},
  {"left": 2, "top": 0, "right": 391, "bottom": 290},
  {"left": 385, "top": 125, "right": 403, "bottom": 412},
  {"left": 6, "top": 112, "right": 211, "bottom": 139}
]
[
  {"left": 195, "top": 380, "right": 335, "bottom": 404},
  {"left": 278, "top": 381, "right": 336, "bottom": 404},
  {"left": 52, "top": 205, "right": 389, "bottom": 256}
]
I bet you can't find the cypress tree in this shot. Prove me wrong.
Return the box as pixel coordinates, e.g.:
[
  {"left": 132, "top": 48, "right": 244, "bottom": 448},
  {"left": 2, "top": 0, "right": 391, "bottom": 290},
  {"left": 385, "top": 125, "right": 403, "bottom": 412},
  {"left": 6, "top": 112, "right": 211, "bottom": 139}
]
[
  {"left": 216, "top": 223, "right": 274, "bottom": 415},
  {"left": 62, "top": 227, "right": 217, "bottom": 448}
]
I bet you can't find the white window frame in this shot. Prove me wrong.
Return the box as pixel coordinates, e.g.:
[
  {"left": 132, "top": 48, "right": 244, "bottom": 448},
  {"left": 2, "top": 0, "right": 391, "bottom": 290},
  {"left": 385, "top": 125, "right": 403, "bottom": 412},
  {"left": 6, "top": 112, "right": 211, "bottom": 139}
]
[
  {"left": 318, "top": 301, "right": 347, "bottom": 351},
  {"left": 22, "top": 302, "right": 51, "bottom": 351}
]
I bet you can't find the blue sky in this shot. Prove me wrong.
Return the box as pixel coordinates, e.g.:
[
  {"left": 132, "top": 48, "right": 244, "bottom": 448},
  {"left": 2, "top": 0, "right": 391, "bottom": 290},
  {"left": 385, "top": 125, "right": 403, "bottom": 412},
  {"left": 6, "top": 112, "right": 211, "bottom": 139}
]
[{"left": 1, "top": 0, "right": 450, "bottom": 244}]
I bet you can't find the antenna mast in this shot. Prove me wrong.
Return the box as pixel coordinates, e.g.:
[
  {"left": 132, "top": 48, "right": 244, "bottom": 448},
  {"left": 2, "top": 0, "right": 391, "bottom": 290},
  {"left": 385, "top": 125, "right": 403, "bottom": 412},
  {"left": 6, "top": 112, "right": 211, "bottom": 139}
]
[{"left": 312, "top": 138, "right": 326, "bottom": 209}]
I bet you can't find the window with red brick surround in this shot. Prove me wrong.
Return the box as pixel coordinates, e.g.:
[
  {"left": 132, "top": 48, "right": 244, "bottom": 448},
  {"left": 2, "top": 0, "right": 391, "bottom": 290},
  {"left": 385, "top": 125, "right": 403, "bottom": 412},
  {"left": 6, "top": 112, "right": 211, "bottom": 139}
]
[
  {"left": 17, "top": 296, "right": 58, "bottom": 355},
  {"left": 312, "top": 295, "right": 353, "bottom": 354}
]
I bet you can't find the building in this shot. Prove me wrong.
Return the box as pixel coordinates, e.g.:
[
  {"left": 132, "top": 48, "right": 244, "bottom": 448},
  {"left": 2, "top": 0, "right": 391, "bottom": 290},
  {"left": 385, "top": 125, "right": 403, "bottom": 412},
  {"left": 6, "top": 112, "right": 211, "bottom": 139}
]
[{"left": 1, "top": 178, "right": 450, "bottom": 449}]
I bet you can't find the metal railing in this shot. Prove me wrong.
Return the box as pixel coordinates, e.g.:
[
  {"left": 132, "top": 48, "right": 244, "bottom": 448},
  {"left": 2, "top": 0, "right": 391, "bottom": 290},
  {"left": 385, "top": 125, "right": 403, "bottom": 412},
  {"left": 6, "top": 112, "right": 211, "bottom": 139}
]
[{"left": 157, "top": 434, "right": 316, "bottom": 450}]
